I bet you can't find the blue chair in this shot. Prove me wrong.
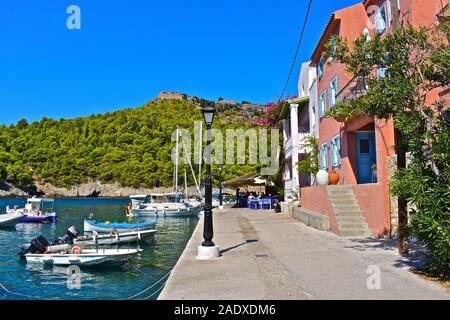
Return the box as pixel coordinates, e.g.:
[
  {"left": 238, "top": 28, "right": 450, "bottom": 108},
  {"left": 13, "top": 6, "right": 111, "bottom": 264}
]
[
  {"left": 248, "top": 198, "right": 260, "bottom": 210},
  {"left": 260, "top": 198, "right": 272, "bottom": 210}
]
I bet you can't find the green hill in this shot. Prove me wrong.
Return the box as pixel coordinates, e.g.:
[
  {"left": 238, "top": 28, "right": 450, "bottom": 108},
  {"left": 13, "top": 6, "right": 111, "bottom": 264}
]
[{"left": 0, "top": 96, "right": 262, "bottom": 193}]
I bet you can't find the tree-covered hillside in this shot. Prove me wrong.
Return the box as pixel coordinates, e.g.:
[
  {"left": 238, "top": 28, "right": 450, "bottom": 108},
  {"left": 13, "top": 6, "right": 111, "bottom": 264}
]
[{"left": 0, "top": 98, "right": 260, "bottom": 190}]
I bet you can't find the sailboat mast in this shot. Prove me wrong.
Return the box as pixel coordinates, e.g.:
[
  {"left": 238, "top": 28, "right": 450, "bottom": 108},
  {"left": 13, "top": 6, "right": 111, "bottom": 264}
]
[
  {"left": 184, "top": 169, "right": 188, "bottom": 199},
  {"left": 175, "top": 126, "right": 179, "bottom": 197}
]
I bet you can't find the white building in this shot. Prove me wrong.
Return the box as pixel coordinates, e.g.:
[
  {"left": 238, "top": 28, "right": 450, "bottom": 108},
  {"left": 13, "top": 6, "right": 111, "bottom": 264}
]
[{"left": 282, "top": 62, "right": 318, "bottom": 201}]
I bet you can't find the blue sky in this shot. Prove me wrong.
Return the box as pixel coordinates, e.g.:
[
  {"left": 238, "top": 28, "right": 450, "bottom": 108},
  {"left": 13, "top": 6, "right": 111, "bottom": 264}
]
[{"left": 0, "top": 0, "right": 360, "bottom": 125}]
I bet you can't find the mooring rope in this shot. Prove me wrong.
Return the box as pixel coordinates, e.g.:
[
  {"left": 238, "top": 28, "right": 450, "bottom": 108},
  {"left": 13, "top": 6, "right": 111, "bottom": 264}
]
[
  {"left": 142, "top": 282, "right": 166, "bottom": 300},
  {"left": 121, "top": 270, "right": 171, "bottom": 300},
  {"left": 129, "top": 264, "right": 159, "bottom": 281},
  {"left": 0, "top": 283, "right": 40, "bottom": 300}
]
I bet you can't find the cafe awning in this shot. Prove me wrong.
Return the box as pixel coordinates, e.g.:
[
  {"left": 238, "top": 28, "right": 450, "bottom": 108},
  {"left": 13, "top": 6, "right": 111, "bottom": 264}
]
[{"left": 223, "top": 173, "right": 267, "bottom": 187}]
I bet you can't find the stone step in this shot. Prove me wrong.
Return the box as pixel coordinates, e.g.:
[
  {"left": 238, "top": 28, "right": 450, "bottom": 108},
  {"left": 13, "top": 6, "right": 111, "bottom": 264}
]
[
  {"left": 334, "top": 208, "right": 363, "bottom": 216},
  {"left": 331, "top": 199, "right": 357, "bottom": 206},
  {"left": 338, "top": 221, "right": 368, "bottom": 229},
  {"left": 339, "top": 227, "right": 372, "bottom": 237},
  {"left": 329, "top": 194, "right": 356, "bottom": 201},
  {"left": 327, "top": 184, "right": 353, "bottom": 190},
  {"left": 328, "top": 190, "right": 354, "bottom": 197},
  {"left": 332, "top": 204, "right": 361, "bottom": 211},
  {"left": 336, "top": 216, "right": 366, "bottom": 223}
]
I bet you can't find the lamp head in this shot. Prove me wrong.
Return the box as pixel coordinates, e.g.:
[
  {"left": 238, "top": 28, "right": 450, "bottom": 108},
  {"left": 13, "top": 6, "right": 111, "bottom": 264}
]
[{"left": 201, "top": 105, "right": 215, "bottom": 127}]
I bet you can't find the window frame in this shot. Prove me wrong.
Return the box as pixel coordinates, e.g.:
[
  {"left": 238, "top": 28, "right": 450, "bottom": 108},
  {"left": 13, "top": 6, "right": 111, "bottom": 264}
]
[
  {"left": 331, "top": 134, "right": 341, "bottom": 168},
  {"left": 375, "top": 3, "right": 388, "bottom": 35},
  {"left": 320, "top": 141, "right": 329, "bottom": 170},
  {"left": 319, "top": 90, "right": 327, "bottom": 118},
  {"left": 318, "top": 56, "right": 325, "bottom": 81},
  {"left": 329, "top": 76, "right": 338, "bottom": 108}
]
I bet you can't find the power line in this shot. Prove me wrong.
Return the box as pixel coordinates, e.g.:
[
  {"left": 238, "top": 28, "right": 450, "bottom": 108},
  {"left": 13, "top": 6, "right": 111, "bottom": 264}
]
[{"left": 279, "top": 0, "right": 313, "bottom": 102}]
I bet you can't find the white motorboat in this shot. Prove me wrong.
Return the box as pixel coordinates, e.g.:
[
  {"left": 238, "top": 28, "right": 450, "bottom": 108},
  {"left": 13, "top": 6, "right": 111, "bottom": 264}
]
[
  {"left": 0, "top": 211, "right": 23, "bottom": 227},
  {"left": 74, "top": 229, "right": 156, "bottom": 246},
  {"left": 25, "top": 248, "right": 142, "bottom": 267},
  {"left": 128, "top": 193, "right": 202, "bottom": 217},
  {"left": 6, "top": 197, "right": 57, "bottom": 223}
]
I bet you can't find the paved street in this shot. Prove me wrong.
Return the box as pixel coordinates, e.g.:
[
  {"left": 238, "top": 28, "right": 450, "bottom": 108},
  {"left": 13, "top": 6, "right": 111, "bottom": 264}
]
[{"left": 159, "top": 205, "right": 449, "bottom": 300}]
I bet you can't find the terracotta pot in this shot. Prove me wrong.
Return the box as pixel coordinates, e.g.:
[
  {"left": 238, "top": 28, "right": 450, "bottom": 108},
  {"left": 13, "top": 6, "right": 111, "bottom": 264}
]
[{"left": 329, "top": 170, "right": 340, "bottom": 185}]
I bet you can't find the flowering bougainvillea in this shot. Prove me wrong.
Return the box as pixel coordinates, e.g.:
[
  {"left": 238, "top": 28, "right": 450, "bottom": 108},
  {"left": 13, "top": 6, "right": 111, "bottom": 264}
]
[{"left": 252, "top": 95, "right": 298, "bottom": 129}]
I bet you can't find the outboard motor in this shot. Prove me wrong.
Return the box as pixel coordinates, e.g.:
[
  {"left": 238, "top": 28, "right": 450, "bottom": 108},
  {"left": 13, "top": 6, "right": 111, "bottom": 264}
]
[
  {"left": 53, "top": 226, "right": 80, "bottom": 245},
  {"left": 18, "top": 235, "right": 49, "bottom": 257}
]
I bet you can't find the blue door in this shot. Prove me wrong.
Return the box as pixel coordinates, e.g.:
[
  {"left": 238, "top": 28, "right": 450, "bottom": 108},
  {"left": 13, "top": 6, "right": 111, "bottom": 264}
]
[{"left": 355, "top": 132, "right": 376, "bottom": 184}]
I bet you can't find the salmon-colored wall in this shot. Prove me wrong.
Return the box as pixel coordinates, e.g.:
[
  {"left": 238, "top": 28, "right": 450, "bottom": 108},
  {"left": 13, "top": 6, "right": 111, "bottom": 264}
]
[
  {"left": 301, "top": 184, "right": 389, "bottom": 236},
  {"left": 301, "top": 186, "right": 339, "bottom": 234},
  {"left": 313, "top": 3, "right": 371, "bottom": 184},
  {"left": 352, "top": 184, "right": 388, "bottom": 237}
]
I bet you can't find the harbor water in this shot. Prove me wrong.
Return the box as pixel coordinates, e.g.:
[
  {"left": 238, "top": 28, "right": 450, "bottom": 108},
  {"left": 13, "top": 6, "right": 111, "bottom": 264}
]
[{"left": 0, "top": 198, "right": 198, "bottom": 300}]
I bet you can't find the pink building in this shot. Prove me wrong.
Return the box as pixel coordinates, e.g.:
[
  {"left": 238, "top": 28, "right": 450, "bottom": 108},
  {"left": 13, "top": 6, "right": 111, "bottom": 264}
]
[{"left": 298, "top": 1, "right": 447, "bottom": 237}]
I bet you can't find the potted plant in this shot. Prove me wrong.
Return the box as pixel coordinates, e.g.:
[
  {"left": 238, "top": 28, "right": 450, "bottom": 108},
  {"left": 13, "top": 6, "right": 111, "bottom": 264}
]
[
  {"left": 296, "top": 136, "right": 319, "bottom": 186},
  {"left": 329, "top": 169, "right": 340, "bottom": 185}
]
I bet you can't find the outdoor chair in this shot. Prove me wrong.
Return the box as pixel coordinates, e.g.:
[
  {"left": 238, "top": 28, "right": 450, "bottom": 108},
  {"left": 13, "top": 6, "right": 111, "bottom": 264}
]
[
  {"left": 248, "top": 198, "right": 260, "bottom": 210},
  {"left": 260, "top": 198, "right": 272, "bottom": 210}
]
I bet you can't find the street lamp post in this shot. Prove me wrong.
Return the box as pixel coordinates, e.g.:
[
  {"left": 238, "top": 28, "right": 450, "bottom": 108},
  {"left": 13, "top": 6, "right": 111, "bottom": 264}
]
[{"left": 197, "top": 105, "right": 220, "bottom": 259}]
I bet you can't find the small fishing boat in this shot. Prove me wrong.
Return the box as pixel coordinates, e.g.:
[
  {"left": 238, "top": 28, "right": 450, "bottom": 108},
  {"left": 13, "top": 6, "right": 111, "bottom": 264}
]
[
  {"left": 128, "top": 193, "right": 202, "bottom": 217},
  {"left": 84, "top": 219, "right": 156, "bottom": 234},
  {"left": 6, "top": 197, "right": 57, "bottom": 223},
  {"left": 0, "top": 211, "right": 23, "bottom": 227},
  {"left": 24, "top": 248, "right": 142, "bottom": 267},
  {"left": 19, "top": 235, "right": 142, "bottom": 267},
  {"left": 74, "top": 229, "right": 156, "bottom": 246}
]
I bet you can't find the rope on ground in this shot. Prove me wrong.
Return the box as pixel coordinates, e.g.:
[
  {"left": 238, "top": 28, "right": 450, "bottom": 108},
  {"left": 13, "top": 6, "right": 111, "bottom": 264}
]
[
  {"left": 121, "top": 270, "right": 171, "bottom": 300},
  {"left": 0, "top": 283, "right": 40, "bottom": 300}
]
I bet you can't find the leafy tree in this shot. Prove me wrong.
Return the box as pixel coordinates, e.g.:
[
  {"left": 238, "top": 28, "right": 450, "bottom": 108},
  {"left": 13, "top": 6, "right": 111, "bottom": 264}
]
[
  {"left": 0, "top": 98, "right": 262, "bottom": 192},
  {"left": 327, "top": 21, "right": 449, "bottom": 273}
]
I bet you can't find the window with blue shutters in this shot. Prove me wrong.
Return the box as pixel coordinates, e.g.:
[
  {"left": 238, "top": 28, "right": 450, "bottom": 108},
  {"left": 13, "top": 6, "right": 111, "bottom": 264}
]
[
  {"left": 377, "top": 67, "right": 386, "bottom": 78},
  {"left": 318, "top": 56, "right": 325, "bottom": 81},
  {"left": 331, "top": 135, "right": 341, "bottom": 167},
  {"left": 375, "top": 4, "right": 387, "bottom": 35},
  {"left": 319, "top": 90, "right": 327, "bottom": 118},
  {"left": 320, "top": 142, "right": 329, "bottom": 169},
  {"left": 329, "top": 76, "right": 338, "bottom": 108}
]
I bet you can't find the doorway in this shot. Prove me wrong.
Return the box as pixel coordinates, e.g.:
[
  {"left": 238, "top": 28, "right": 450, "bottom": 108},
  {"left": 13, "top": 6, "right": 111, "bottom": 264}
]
[{"left": 355, "top": 131, "right": 376, "bottom": 184}]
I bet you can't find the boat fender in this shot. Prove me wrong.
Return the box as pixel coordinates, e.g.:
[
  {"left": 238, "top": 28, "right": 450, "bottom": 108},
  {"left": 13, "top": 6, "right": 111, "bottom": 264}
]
[{"left": 71, "top": 246, "right": 83, "bottom": 254}]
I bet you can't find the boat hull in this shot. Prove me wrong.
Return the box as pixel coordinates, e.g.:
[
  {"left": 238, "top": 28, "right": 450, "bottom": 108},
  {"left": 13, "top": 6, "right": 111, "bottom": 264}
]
[
  {"left": 21, "top": 213, "right": 58, "bottom": 223},
  {"left": 130, "top": 205, "right": 203, "bottom": 217},
  {"left": 0, "top": 213, "right": 23, "bottom": 227},
  {"left": 84, "top": 220, "right": 156, "bottom": 234},
  {"left": 25, "top": 249, "right": 142, "bottom": 267},
  {"left": 74, "top": 229, "right": 156, "bottom": 246}
]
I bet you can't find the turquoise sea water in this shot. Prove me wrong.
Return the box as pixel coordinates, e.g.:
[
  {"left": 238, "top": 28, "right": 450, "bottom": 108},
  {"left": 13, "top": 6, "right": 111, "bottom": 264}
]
[{"left": 0, "top": 198, "right": 198, "bottom": 300}]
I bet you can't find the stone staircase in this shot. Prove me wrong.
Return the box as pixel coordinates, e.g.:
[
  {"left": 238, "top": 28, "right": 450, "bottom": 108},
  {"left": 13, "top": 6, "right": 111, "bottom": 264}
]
[{"left": 327, "top": 185, "right": 372, "bottom": 237}]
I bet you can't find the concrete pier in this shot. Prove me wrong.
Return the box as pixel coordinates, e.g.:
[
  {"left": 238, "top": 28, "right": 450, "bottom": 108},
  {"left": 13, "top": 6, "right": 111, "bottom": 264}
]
[{"left": 159, "top": 205, "right": 449, "bottom": 300}]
